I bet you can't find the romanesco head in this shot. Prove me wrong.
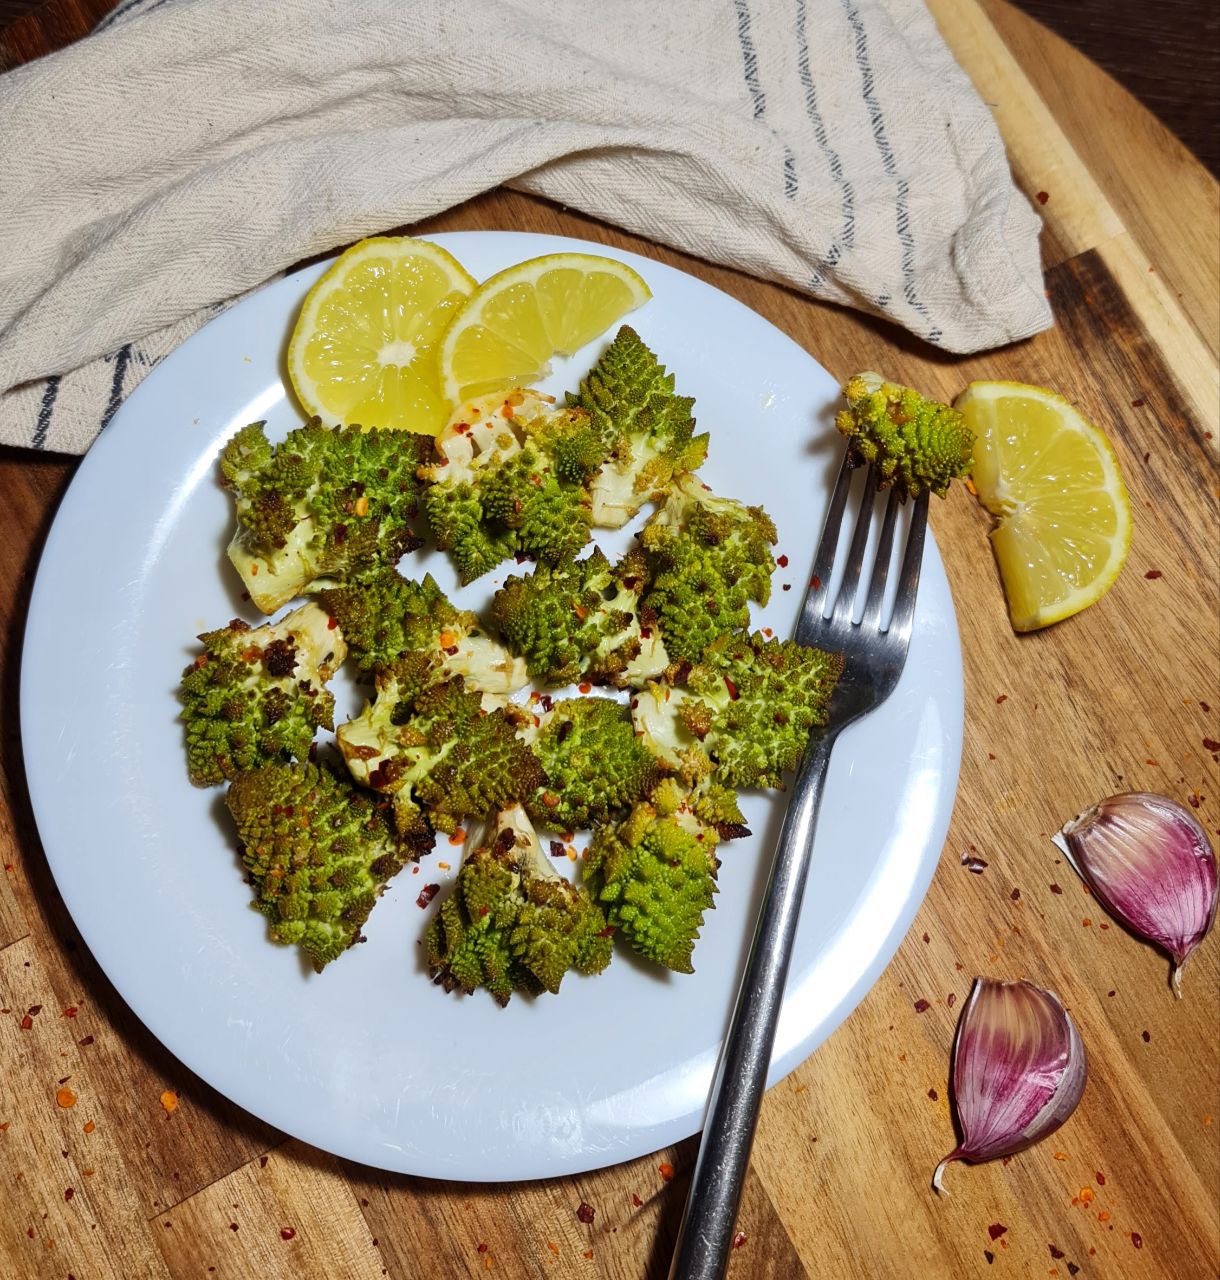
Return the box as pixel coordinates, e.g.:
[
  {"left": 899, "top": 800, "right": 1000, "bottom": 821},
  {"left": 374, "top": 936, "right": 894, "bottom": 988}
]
[
  {"left": 424, "top": 807, "right": 612, "bottom": 1003},
  {"left": 585, "top": 800, "right": 719, "bottom": 973},
  {"left": 479, "top": 446, "right": 593, "bottom": 565},
  {"left": 180, "top": 603, "right": 346, "bottom": 786},
  {"left": 835, "top": 372, "right": 974, "bottom": 498},
  {"left": 490, "top": 548, "right": 668, "bottom": 688},
  {"left": 225, "top": 761, "right": 410, "bottom": 971},
  {"left": 527, "top": 697, "right": 661, "bottom": 830},
  {"left": 221, "top": 419, "right": 429, "bottom": 612},
  {"left": 568, "top": 326, "right": 709, "bottom": 528},
  {"left": 423, "top": 482, "right": 520, "bottom": 585}
]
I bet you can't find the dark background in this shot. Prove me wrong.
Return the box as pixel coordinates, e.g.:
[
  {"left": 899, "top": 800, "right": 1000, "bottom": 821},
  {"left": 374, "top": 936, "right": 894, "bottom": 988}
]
[{"left": 1, "top": 0, "right": 1218, "bottom": 177}]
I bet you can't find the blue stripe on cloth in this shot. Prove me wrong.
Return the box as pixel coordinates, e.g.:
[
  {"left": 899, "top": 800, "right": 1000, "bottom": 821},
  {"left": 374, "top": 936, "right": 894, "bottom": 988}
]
[
  {"left": 732, "top": 0, "right": 767, "bottom": 119},
  {"left": 32, "top": 376, "right": 61, "bottom": 450},
  {"left": 94, "top": 0, "right": 152, "bottom": 33},
  {"left": 794, "top": 0, "right": 854, "bottom": 264},
  {"left": 840, "top": 0, "right": 941, "bottom": 343},
  {"left": 99, "top": 344, "right": 133, "bottom": 433}
]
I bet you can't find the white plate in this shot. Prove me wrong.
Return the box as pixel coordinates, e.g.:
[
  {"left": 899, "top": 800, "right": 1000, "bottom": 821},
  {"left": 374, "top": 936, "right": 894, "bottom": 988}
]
[{"left": 21, "top": 231, "right": 962, "bottom": 1180}]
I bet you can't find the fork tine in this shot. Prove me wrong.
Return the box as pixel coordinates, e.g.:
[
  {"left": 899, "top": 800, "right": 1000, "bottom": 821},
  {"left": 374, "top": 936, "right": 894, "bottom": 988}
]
[
  {"left": 885, "top": 491, "right": 930, "bottom": 644},
  {"left": 800, "top": 452, "right": 853, "bottom": 628},
  {"left": 827, "top": 466, "right": 878, "bottom": 625},
  {"left": 859, "top": 487, "right": 901, "bottom": 631}
]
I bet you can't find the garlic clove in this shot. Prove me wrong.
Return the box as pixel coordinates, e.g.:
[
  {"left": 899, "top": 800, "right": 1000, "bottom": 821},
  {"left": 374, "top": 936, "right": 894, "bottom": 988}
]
[
  {"left": 1053, "top": 792, "right": 1217, "bottom": 996},
  {"left": 933, "top": 978, "right": 1085, "bottom": 1195}
]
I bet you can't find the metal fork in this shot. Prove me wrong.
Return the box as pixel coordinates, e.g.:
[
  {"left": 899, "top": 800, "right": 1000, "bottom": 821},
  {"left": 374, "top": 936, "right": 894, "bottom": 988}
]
[{"left": 668, "top": 452, "right": 930, "bottom": 1280}]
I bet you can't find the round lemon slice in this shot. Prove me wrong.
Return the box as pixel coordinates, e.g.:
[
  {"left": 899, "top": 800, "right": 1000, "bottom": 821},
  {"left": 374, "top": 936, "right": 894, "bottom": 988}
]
[
  {"left": 957, "top": 381, "right": 1131, "bottom": 632},
  {"left": 438, "top": 253, "right": 651, "bottom": 404},
  {"left": 288, "top": 236, "right": 476, "bottom": 435}
]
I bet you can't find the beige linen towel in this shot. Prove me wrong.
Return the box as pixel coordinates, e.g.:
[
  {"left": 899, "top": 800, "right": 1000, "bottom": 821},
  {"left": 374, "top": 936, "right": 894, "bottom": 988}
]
[{"left": 0, "top": 0, "right": 1051, "bottom": 453}]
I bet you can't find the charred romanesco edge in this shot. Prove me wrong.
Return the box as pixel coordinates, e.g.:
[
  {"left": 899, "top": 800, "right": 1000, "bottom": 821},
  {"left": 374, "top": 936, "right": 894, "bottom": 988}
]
[
  {"left": 632, "top": 632, "right": 844, "bottom": 789},
  {"left": 568, "top": 326, "right": 709, "bottom": 528},
  {"left": 225, "top": 761, "right": 411, "bottom": 972},
  {"left": 640, "top": 474, "right": 778, "bottom": 663},
  {"left": 424, "top": 806, "right": 613, "bottom": 1004},
  {"left": 583, "top": 776, "right": 746, "bottom": 974},
  {"left": 526, "top": 696, "right": 661, "bottom": 831},
  {"left": 180, "top": 602, "right": 346, "bottom": 787},
  {"left": 318, "top": 569, "right": 526, "bottom": 693},
  {"left": 834, "top": 372, "right": 974, "bottom": 498},
  {"left": 490, "top": 548, "right": 668, "bottom": 689},
  {"left": 220, "top": 418, "right": 430, "bottom": 613},
  {"left": 337, "top": 669, "right": 544, "bottom": 851},
  {"left": 419, "top": 391, "right": 607, "bottom": 583}
]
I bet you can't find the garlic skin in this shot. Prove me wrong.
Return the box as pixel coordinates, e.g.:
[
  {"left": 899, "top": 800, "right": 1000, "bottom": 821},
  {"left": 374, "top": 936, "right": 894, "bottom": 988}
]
[
  {"left": 933, "top": 978, "right": 1085, "bottom": 1194},
  {"left": 1053, "top": 792, "right": 1217, "bottom": 997}
]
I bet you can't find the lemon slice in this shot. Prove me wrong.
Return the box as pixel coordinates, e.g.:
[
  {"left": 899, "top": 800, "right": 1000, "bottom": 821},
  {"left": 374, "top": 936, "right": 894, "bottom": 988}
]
[
  {"left": 288, "top": 236, "right": 476, "bottom": 435},
  {"left": 957, "top": 381, "right": 1131, "bottom": 632},
  {"left": 438, "top": 253, "right": 651, "bottom": 404}
]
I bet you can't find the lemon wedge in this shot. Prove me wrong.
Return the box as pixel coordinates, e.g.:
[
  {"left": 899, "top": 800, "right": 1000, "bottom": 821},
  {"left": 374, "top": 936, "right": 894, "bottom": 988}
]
[
  {"left": 288, "top": 236, "right": 476, "bottom": 435},
  {"left": 438, "top": 253, "right": 651, "bottom": 404},
  {"left": 957, "top": 381, "right": 1131, "bottom": 632}
]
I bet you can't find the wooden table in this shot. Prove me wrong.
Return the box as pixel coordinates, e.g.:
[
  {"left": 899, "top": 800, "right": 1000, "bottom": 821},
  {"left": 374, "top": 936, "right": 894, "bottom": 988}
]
[{"left": 1, "top": 3, "right": 1217, "bottom": 1278}]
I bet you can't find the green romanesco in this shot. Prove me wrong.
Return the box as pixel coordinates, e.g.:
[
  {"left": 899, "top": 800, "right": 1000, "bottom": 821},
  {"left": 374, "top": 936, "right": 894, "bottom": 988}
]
[
  {"left": 419, "top": 390, "right": 608, "bottom": 583},
  {"left": 318, "top": 569, "right": 526, "bottom": 693},
  {"left": 337, "top": 669, "right": 543, "bottom": 849},
  {"left": 632, "top": 632, "right": 843, "bottom": 789},
  {"left": 220, "top": 418, "right": 430, "bottom": 613},
  {"left": 180, "top": 602, "right": 346, "bottom": 787},
  {"left": 424, "top": 806, "right": 613, "bottom": 1004},
  {"left": 568, "top": 326, "right": 709, "bottom": 527},
  {"left": 490, "top": 548, "right": 668, "bottom": 688},
  {"left": 835, "top": 372, "right": 974, "bottom": 498},
  {"left": 640, "top": 474, "right": 778, "bottom": 662},
  {"left": 225, "top": 761, "right": 411, "bottom": 972},
  {"left": 525, "top": 696, "right": 660, "bottom": 830},
  {"left": 584, "top": 777, "right": 746, "bottom": 973}
]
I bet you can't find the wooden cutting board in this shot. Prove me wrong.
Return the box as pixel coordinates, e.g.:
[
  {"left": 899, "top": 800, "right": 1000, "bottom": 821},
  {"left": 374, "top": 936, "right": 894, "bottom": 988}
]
[{"left": 0, "top": 2, "right": 1216, "bottom": 1278}]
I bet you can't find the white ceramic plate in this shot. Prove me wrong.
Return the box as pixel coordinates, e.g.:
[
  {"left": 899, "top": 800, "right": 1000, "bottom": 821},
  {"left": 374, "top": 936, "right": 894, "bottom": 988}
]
[{"left": 22, "top": 231, "right": 962, "bottom": 1180}]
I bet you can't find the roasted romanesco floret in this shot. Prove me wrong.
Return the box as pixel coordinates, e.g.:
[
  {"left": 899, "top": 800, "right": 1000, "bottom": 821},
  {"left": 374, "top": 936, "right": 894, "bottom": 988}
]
[
  {"left": 525, "top": 696, "right": 660, "bottom": 830},
  {"left": 419, "top": 390, "right": 608, "bottom": 583},
  {"left": 337, "top": 670, "right": 543, "bottom": 850},
  {"left": 220, "top": 418, "right": 429, "bottom": 613},
  {"left": 568, "top": 326, "right": 709, "bottom": 528},
  {"left": 424, "top": 806, "right": 613, "bottom": 1004},
  {"left": 583, "top": 777, "right": 746, "bottom": 973},
  {"left": 225, "top": 761, "right": 411, "bottom": 972},
  {"left": 835, "top": 372, "right": 974, "bottom": 498},
  {"left": 633, "top": 632, "right": 843, "bottom": 789},
  {"left": 180, "top": 602, "right": 346, "bottom": 787},
  {"left": 640, "top": 474, "right": 778, "bottom": 663},
  {"left": 318, "top": 569, "right": 526, "bottom": 693},
  {"left": 490, "top": 548, "right": 668, "bottom": 689}
]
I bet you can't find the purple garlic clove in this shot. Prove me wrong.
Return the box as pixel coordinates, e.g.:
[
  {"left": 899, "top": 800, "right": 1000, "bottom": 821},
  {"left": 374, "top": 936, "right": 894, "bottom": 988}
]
[
  {"left": 933, "top": 977, "right": 1086, "bottom": 1194},
  {"left": 1053, "top": 792, "right": 1217, "bottom": 996}
]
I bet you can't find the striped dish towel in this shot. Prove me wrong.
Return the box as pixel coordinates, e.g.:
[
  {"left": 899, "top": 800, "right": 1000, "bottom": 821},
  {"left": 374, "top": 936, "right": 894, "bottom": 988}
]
[{"left": 0, "top": 0, "right": 1051, "bottom": 454}]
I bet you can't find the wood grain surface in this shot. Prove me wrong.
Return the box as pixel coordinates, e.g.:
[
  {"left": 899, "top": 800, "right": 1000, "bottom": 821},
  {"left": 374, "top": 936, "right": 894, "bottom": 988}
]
[{"left": 1, "top": 3, "right": 1218, "bottom": 1279}]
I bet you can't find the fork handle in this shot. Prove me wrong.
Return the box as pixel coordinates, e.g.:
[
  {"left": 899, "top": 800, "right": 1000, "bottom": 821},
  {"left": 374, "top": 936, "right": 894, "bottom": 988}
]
[{"left": 668, "top": 733, "right": 836, "bottom": 1280}]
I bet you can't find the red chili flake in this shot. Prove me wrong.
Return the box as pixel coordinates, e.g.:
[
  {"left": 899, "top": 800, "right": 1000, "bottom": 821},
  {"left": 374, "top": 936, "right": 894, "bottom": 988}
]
[
  {"left": 1201, "top": 701, "right": 1211, "bottom": 714},
  {"left": 476, "top": 1242, "right": 489, "bottom": 1254},
  {"left": 326, "top": 616, "right": 338, "bottom": 630},
  {"left": 280, "top": 1228, "right": 296, "bottom": 1240},
  {"left": 416, "top": 884, "right": 439, "bottom": 908},
  {"left": 1067, "top": 1265, "right": 1081, "bottom": 1276},
  {"left": 62, "top": 1007, "right": 78, "bottom": 1018},
  {"left": 83, "top": 1120, "right": 95, "bottom": 1134},
  {"left": 28, "top": 1005, "right": 42, "bottom": 1016},
  {"left": 927, "top": 1088, "right": 938, "bottom": 1101},
  {"left": 631, "top": 1193, "right": 642, "bottom": 1208},
  {"left": 550, "top": 841, "right": 566, "bottom": 858},
  {"left": 723, "top": 676, "right": 739, "bottom": 701},
  {"left": 1050, "top": 883, "right": 1063, "bottom": 894},
  {"left": 582, "top": 1250, "right": 594, "bottom": 1260},
  {"left": 962, "top": 855, "right": 988, "bottom": 873},
  {"left": 782, "top": 583, "right": 791, "bottom": 591},
  {"left": 547, "top": 1241, "right": 560, "bottom": 1256},
  {"left": 1203, "top": 738, "right": 1220, "bottom": 753},
  {"left": 1010, "top": 888, "right": 1021, "bottom": 902},
  {"left": 26, "top": 1228, "right": 34, "bottom": 1239},
  {"left": 79, "top": 1036, "right": 94, "bottom": 1047},
  {"left": 639, "top": 627, "right": 652, "bottom": 639},
  {"left": 988, "top": 1223, "right": 1008, "bottom": 1241},
  {"left": 811, "top": 575, "right": 822, "bottom": 590},
  {"left": 19, "top": 1015, "right": 33, "bottom": 1030},
  {"left": 1131, "top": 1232, "right": 1143, "bottom": 1249},
  {"left": 1036, "top": 191, "right": 1049, "bottom": 204},
  {"left": 731, "top": 1231, "right": 747, "bottom": 1249},
  {"left": 578, "top": 682, "right": 592, "bottom": 694},
  {"left": 776, "top": 554, "right": 789, "bottom": 568},
  {"left": 1082, "top": 918, "right": 1093, "bottom": 927},
  {"left": 995, "top": 694, "right": 1008, "bottom": 704},
  {"left": 983, "top": 1250, "right": 994, "bottom": 1264},
  {"left": 230, "top": 1222, "right": 239, "bottom": 1232},
  {"left": 595, "top": 925, "right": 616, "bottom": 938},
  {"left": 1094, "top": 1171, "right": 1105, "bottom": 1185},
  {"left": 1141, "top": 1030, "right": 1150, "bottom": 1042},
  {"left": 947, "top": 993, "right": 956, "bottom": 1007},
  {"left": 921, "top": 932, "right": 930, "bottom": 943},
  {"left": 1131, "top": 398, "right": 1146, "bottom": 408},
  {"left": 913, "top": 999, "right": 931, "bottom": 1013},
  {"left": 448, "top": 829, "right": 466, "bottom": 846},
  {"left": 1144, "top": 569, "right": 1162, "bottom": 580},
  {"left": 576, "top": 1201, "right": 595, "bottom": 1224},
  {"left": 1189, "top": 792, "right": 1203, "bottom": 808},
  {"left": 658, "top": 1161, "right": 675, "bottom": 1182}
]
